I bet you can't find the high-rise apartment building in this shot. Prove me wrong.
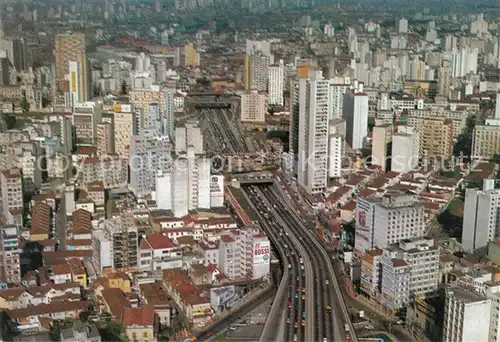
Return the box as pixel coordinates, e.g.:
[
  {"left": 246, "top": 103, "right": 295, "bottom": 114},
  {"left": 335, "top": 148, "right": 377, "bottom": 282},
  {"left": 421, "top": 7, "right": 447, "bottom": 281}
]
[
  {"left": 329, "top": 82, "right": 350, "bottom": 120},
  {"left": 343, "top": 88, "right": 369, "bottom": 150},
  {"left": 295, "top": 70, "right": 330, "bottom": 195},
  {"left": 371, "top": 124, "right": 393, "bottom": 171},
  {"left": 245, "top": 53, "right": 270, "bottom": 91},
  {"left": 73, "top": 102, "right": 103, "bottom": 147},
  {"left": 380, "top": 250, "right": 410, "bottom": 311},
  {"left": 68, "top": 59, "right": 90, "bottom": 104},
  {"left": 156, "top": 122, "right": 211, "bottom": 218},
  {"left": 113, "top": 103, "right": 135, "bottom": 157},
  {"left": 1, "top": 168, "right": 23, "bottom": 222},
  {"left": 443, "top": 287, "right": 491, "bottom": 342},
  {"left": 55, "top": 33, "right": 87, "bottom": 93},
  {"left": 397, "top": 17, "right": 408, "bottom": 34},
  {"left": 462, "top": 187, "right": 500, "bottom": 254},
  {"left": 391, "top": 126, "right": 419, "bottom": 173},
  {"left": 417, "top": 117, "right": 454, "bottom": 158},
  {"left": 438, "top": 61, "right": 452, "bottom": 97},
  {"left": 96, "top": 123, "right": 114, "bottom": 155},
  {"left": 382, "top": 237, "right": 439, "bottom": 306},
  {"left": 240, "top": 91, "right": 267, "bottom": 123},
  {"left": 268, "top": 61, "right": 284, "bottom": 106},
  {"left": 0, "top": 225, "right": 21, "bottom": 284},
  {"left": 129, "top": 132, "right": 171, "bottom": 197},
  {"left": 328, "top": 118, "right": 346, "bottom": 178},
  {"left": 355, "top": 192, "right": 425, "bottom": 253},
  {"left": 472, "top": 123, "right": 500, "bottom": 160}
]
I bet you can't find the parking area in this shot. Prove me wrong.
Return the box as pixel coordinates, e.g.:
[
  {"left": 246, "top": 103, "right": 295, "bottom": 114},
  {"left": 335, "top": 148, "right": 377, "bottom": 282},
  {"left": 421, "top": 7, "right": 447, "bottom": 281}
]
[{"left": 223, "top": 298, "right": 273, "bottom": 340}]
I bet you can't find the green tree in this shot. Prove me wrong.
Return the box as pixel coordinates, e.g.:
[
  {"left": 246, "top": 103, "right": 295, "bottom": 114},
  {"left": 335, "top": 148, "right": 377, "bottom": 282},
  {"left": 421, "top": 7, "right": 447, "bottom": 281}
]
[{"left": 97, "top": 321, "right": 126, "bottom": 342}]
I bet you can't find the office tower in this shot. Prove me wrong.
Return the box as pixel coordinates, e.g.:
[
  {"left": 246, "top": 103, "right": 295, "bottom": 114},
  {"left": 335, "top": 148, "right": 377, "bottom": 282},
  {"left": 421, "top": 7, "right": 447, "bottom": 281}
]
[
  {"left": 397, "top": 17, "right": 408, "bottom": 34},
  {"left": 0, "top": 57, "right": 9, "bottom": 85},
  {"left": 156, "top": 61, "right": 166, "bottom": 83},
  {"left": 443, "top": 287, "right": 491, "bottom": 342},
  {"left": 9, "top": 38, "right": 27, "bottom": 72},
  {"left": 68, "top": 59, "right": 90, "bottom": 104},
  {"left": 0, "top": 225, "right": 21, "bottom": 284},
  {"left": 268, "top": 61, "right": 284, "bottom": 106},
  {"left": 328, "top": 118, "right": 346, "bottom": 178},
  {"left": 156, "top": 122, "right": 211, "bottom": 217},
  {"left": 329, "top": 82, "right": 350, "bottom": 119},
  {"left": 72, "top": 102, "right": 103, "bottom": 147},
  {"left": 355, "top": 192, "right": 425, "bottom": 253},
  {"left": 1, "top": 169, "right": 23, "bottom": 223},
  {"left": 391, "top": 126, "right": 419, "bottom": 173},
  {"left": 371, "top": 124, "right": 393, "bottom": 171},
  {"left": 294, "top": 70, "right": 330, "bottom": 195},
  {"left": 438, "top": 61, "right": 452, "bottom": 97},
  {"left": 240, "top": 91, "right": 266, "bottom": 123},
  {"left": 113, "top": 103, "right": 134, "bottom": 158},
  {"left": 129, "top": 131, "right": 171, "bottom": 197},
  {"left": 55, "top": 33, "right": 86, "bottom": 93},
  {"left": 96, "top": 123, "right": 114, "bottom": 155},
  {"left": 462, "top": 188, "right": 500, "bottom": 254},
  {"left": 343, "top": 88, "right": 368, "bottom": 150}
]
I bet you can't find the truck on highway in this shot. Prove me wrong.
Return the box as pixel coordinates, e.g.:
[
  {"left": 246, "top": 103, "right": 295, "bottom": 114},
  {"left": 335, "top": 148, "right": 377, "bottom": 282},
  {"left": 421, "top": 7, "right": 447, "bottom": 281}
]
[{"left": 345, "top": 323, "right": 351, "bottom": 340}]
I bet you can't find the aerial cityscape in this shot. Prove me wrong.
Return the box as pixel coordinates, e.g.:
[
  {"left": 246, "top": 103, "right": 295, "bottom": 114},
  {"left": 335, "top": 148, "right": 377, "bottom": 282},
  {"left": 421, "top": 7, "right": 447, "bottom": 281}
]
[{"left": 0, "top": 0, "right": 498, "bottom": 341}]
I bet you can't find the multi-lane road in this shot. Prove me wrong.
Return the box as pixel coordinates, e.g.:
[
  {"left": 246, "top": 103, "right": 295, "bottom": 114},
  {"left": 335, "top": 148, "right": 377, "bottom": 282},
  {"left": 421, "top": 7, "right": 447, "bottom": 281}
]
[
  {"left": 245, "top": 185, "right": 356, "bottom": 341},
  {"left": 200, "top": 107, "right": 357, "bottom": 341}
]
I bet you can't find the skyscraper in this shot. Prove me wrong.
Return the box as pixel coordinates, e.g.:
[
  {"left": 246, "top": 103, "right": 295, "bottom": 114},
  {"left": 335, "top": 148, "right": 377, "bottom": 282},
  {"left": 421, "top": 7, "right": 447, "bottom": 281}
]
[
  {"left": 295, "top": 70, "right": 330, "bottom": 195},
  {"left": 156, "top": 122, "right": 211, "bottom": 218},
  {"left": 343, "top": 88, "right": 369, "bottom": 150},
  {"left": 268, "top": 61, "right": 284, "bottom": 106},
  {"left": 55, "top": 33, "right": 87, "bottom": 93},
  {"left": 462, "top": 187, "right": 500, "bottom": 254}
]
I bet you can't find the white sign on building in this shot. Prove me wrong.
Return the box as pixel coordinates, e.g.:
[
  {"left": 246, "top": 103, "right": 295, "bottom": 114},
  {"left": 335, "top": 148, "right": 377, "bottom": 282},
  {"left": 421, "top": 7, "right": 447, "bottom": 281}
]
[
  {"left": 252, "top": 239, "right": 270, "bottom": 279},
  {"left": 210, "top": 175, "right": 224, "bottom": 207}
]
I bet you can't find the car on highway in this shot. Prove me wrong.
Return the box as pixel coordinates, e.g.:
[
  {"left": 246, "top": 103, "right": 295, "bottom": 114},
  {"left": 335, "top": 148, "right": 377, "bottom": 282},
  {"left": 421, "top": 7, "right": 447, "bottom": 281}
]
[
  {"left": 302, "top": 294, "right": 305, "bottom": 300},
  {"left": 288, "top": 264, "right": 291, "bottom": 269},
  {"left": 294, "top": 293, "right": 299, "bottom": 299},
  {"left": 293, "top": 321, "right": 298, "bottom": 328},
  {"left": 325, "top": 280, "right": 329, "bottom": 285},
  {"left": 293, "top": 334, "right": 298, "bottom": 342},
  {"left": 286, "top": 318, "right": 291, "bottom": 324},
  {"left": 302, "top": 312, "right": 306, "bottom": 319},
  {"left": 301, "top": 288, "right": 306, "bottom": 293},
  {"left": 288, "top": 302, "right": 292, "bottom": 308},
  {"left": 326, "top": 305, "right": 331, "bottom": 312},
  {"left": 299, "top": 258, "right": 303, "bottom": 264},
  {"left": 301, "top": 265, "right": 304, "bottom": 270},
  {"left": 301, "top": 320, "right": 305, "bottom": 327}
]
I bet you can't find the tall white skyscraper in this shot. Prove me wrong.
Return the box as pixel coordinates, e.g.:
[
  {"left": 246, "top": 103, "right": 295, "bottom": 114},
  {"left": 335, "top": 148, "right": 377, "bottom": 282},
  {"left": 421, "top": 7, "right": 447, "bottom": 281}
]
[
  {"left": 397, "top": 17, "right": 408, "bottom": 34},
  {"left": 268, "top": 61, "right": 284, "bottom": 106},
  {"left": 451, "top": 47, "right": 479, "bottom": 78},
  {"left": 443, "top": 287, "right": 491, "bottom": 342},
  {"left": 240, "top": 91, "right": 267, "bottom": 123},
  {"left": 462, "top": 187, "right": 500, "bottom": 254},
  {"left": 343, "top": 88, "right": 368, "bottom": 150},
  {"left": 295, "top": 70, "right": 330, "bottom": 195},
  {"left": 129, "top": 132, "right": 171, "bottom": 197},
  {"left": 391, "top": 126, "right": 419, "bottom": 173},
  {"left": 329, "top": 82, "right": 350, "bottom": 119},
  {"left": 156, "top": 122, "right": 211, "bottom": 218}
]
